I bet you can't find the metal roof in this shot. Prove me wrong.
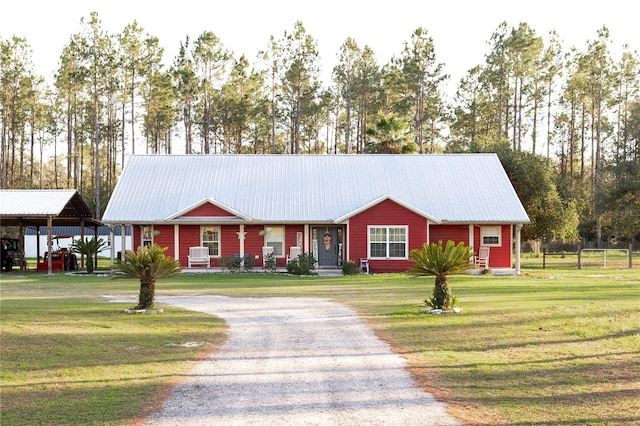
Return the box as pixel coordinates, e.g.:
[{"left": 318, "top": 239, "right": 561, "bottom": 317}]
[
  {"left": 101, "top": 154, "right": 530, "bottom": 225},
  {"left": 0, "top": 189, "right": 101, "bottom": 227},
  {"left": 23, "top": 225, "right": 131, "bottom": 236}
]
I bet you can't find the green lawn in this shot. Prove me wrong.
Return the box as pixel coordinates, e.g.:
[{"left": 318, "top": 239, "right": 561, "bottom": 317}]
[{"left": 1, "top": 260, "right": 638, "bottom": 425}]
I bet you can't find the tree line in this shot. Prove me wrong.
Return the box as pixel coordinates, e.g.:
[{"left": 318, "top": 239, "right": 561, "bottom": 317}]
[{"left": 1, "top": 13, "right": 639, "bottom": 248}]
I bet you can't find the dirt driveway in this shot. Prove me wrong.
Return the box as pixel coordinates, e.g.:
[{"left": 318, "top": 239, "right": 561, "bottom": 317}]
[{"left": 143, "top": 296, "right": 461, "bottom": 425}]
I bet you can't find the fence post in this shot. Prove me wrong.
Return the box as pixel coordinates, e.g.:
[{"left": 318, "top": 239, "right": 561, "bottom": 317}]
[
  {"left": 542, "top": 248, "right": 546, "bottom": 269},
  {"left": 629, "top": 243, "right": 633, "bottom": 269},
  {"left": 578, "top": 245, "right": 582, "bottom": 269}
]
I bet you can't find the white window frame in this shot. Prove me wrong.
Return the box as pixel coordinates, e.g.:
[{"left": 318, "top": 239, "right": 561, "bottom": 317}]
[
  {"left": 201, "top": 226, "right": 220, "bottom": 257},
  {"left": 367, "top": 225, "right": 408, "bottom": 260},
  {"left": 141, "top": 225, "right": 153, "bottom": 247},
  {"left": 480, "top": 226, "right": 502, "bottom": 247},
  {"left": 264, "top": 226, "right": 284, "bottom": 257}
]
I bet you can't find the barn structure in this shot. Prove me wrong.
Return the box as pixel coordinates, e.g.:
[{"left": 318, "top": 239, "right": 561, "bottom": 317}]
[
  {"left": 0, "top": 189, "right": 102, "bottom": 273},
  {"left": 101, "top": 154, "right": 530, "bottom": 274}
]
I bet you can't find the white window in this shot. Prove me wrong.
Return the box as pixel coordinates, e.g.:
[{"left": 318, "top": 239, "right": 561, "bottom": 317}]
[
  {"left": 201, "top": 226, "right": 220, "bottom": 256},
  {"left": 368, "top": 226, "right": 408, "bottom": 259},
  {"left": 481, "top": 226, "right": 501, "bottom": 246},
  {"left": 264, "top": 226, "right": 284, "bottom": 256},
  {"left": 141, "top": 226, "right": 153, "bottom": 247}
]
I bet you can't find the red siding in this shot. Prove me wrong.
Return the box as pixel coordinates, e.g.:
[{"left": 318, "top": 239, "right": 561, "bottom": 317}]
[
  {"left": 283, "top": 225, "right": 304, "bottom": 267},
  {"left": 153, "top": 225, "right": 174, "bottom": 252},
  {"left": 132, "top": 226, "right": 142, "bottom": 250},
  {"left": 181, "top": 202, "right": 235, "bottom": 217},
  {"left": 244, "top": 225, "right": 265, "bottom": 267},
  {"left": 349, "top": 199, "right": 427, "bottom": 273},
  {"left": 473, "top": 224, "right": 512, "bottom": 268},
  {"left": 429, "top": 225, "right": 469, "bottom": 245},
  {"left": 179, "top": 225, "right": 202, "bottom": 266},
  {"left": 219, "top": 226, "right": 240, "bottom": 260},
  {"left": 173, "top": 225, "right": 306, "bottom": 268}
]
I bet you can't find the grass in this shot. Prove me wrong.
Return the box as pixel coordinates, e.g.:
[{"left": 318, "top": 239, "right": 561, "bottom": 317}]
[{"left": 1, "top": 258, "right": 639, "bottom": 425}]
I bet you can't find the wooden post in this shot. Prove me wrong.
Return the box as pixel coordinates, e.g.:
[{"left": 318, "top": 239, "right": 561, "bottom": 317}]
[
  {"left": 578, "top": 245, "right": 582, "bottom": 269},
  {"left": 47, "top": 215, "right": 53, "bottom": 275},
  {"left": 542, "top": 248, "right": 546, "bottom": 269}
]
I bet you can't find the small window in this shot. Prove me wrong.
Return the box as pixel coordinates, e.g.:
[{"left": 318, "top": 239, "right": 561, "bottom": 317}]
[
  {"left": 141, "top": 226, "right": 153, "bottom": 247},
  {"left": 264, "top": 226, "right": 284, "bottom": 256},
  {"left": 481, "top": 226, "right": 501, "bottom": 246},
  {"left": 368, "top": 226, "right": 408, "bottom": 259},
  {"left": 201, "top": 226, "right": 220, "bottom": 256}
]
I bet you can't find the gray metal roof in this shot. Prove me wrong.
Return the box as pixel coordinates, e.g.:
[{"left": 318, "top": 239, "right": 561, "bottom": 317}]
[
  {"left": 101, "top": 154, "right": 530, "bottom": 225},
  {"left": 1, "top": 189, "right": 79, "bottom": 216},
  {"left": 0, "top": 189, "right": 101, "bottom": 227}
]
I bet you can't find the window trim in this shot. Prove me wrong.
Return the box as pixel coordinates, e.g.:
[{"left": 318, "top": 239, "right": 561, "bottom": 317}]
[
  {"left": 201, "top": 226, "right": 221, "bottom": 257},
  {"left": 141, "top": 225, "right": 153, "bottom": 247},
  {"left": 263, "top": 226, "right": 285, "bottom": 257},
  {"left": 367, "top": 225, "right": 408, "bottom": 260},
  {"left": 480, "top": 226, "right": 502, "bottom": 247}
]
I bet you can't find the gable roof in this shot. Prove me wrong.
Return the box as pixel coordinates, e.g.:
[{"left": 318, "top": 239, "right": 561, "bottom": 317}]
[
  {"left": 0, "top": 189, "right": 101, "bottom": 227},
  {"left": 101, "top": 154, "right": 530, "bottom": 225}
]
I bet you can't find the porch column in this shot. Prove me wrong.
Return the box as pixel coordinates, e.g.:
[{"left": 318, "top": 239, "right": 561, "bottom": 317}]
[
  {"left": 515, "top": 224, "right": 522, "bottom": 275},
  {"left": 18, "top": 224, "right": 25, "bottom": 271},
  {"left": 304, "top": 224, "right": 310, "bottom": 253},
  {"left": 36, "top": 225, "right": 41, "bottom": 264},
  {"left": 238, "top": 224, "right": 245, "bottom": 257},
  {"left": 468, "top": 224, "right": 475, "bottom": 263},
  {"left": 121, "top": 224, "right": 126, "bottom": 259},
  {"left": 174, "top": 224, "right": 180, "bottom": 261},
  {"left": 109, "top": 225, "right": 115, "bottom": 268}
]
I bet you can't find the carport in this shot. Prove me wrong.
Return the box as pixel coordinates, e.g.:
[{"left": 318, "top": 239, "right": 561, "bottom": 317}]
[{"left": 0, "top": 189, "right": 102, "bottom": 274}]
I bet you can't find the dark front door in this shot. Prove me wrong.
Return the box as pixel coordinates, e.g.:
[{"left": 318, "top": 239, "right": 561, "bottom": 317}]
[{"left": 316, "top": 227, "right": 339, "bottom": 267}]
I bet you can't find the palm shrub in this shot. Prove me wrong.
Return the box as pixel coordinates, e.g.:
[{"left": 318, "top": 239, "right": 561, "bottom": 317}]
[
  {"left": 114, "top": 244, "right": 182, "bottom": 310},
  {"left": 407, "top": 240, "right": 473, "bottom": 310},
  {"left": 70, "top": 236, "right": 107, "bottom": 273}
]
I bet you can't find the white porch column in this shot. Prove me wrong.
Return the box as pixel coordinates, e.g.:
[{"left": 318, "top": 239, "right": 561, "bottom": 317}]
[
  {"left": 237, "top": 224, "right": 246, "bottom": 256},
  {"left": 515, "top": 224, "right": 522, "bottom": 275},
  {"left": 121, "top": 224, "right": 126, "bottom": 259},
  {"left": 174, "top": 225, "right": 180, "bottom": 260},
  {"left": 468, "top": 224, "right": 475, "bottom": 264},
  {"left": 304, "top": 224, "right": 310, "bottom": 253}
]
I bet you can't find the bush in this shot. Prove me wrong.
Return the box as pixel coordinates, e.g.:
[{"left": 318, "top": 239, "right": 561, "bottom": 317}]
[
  {"left": 342, "top": 260, "right": 359, "bottom": 275},
  {"left": 220, "top": 255, "right": 254, "bottom": 273},
  {"left": 264, "top": 252, "right": 277, "bottom": 272},
  {"left": 286, "top": 252, "right": 316, "bottom": 275}
]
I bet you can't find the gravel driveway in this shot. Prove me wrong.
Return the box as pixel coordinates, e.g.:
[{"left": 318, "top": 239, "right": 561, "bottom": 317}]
[{"left": 144, "top": 296, "right": 461, "bottom": 425}]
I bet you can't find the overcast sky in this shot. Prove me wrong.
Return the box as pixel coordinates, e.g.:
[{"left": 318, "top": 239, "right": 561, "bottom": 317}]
[{"left": 2, "top": 0, "right": 637, "bottom": 95}]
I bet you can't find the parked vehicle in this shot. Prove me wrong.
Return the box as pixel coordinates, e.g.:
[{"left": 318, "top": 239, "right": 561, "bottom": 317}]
[{"left": 1, "top": 238, "right": 21, "bottom": 272}]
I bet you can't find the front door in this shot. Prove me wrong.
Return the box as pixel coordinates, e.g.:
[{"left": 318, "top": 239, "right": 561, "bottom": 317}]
[{"left": 315, "top": 227, "right": 339, "bottom": 267}]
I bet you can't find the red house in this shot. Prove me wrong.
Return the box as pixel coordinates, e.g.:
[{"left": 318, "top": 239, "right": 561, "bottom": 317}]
[{"left": 102, "top": 154, "right": 529, "bottom": 274}]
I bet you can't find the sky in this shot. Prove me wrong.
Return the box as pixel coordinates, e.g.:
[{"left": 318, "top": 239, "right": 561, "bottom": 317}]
[{"left": 2, "top": 0, "right": 638, "bottom": 97}]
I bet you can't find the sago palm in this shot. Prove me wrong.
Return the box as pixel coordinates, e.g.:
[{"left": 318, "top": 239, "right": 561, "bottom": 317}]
[
  {"left": 70, "top": 236, "right": 107, "bottom": 273},
  {"left": 407, "top": 240, "right": 473, "bottom": 310},
  {"left": 114, "top": 244, "right": 182, "bottom": 310}
]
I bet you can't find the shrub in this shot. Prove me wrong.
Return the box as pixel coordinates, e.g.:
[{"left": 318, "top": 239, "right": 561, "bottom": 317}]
[
  {"left": 264, "top": 252, "right": 277, "bottom": 272},
  {"left": 220, "top": 255, "right": 254, "bottom": 273},
  {"left": 114, "top": 244, "right": 182, "bottom": 309},
  {"left": 342, "top": 260, "right": 359, "bottom": 275},
  {"left": 407, "top": 240, "right": 472, "bottom": 310},
  {"left": 219, "top": 256, "right": 240, "bottom": 272},
  {"left": 286, "top": 252, "right": 316, "bottom": 275}
]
